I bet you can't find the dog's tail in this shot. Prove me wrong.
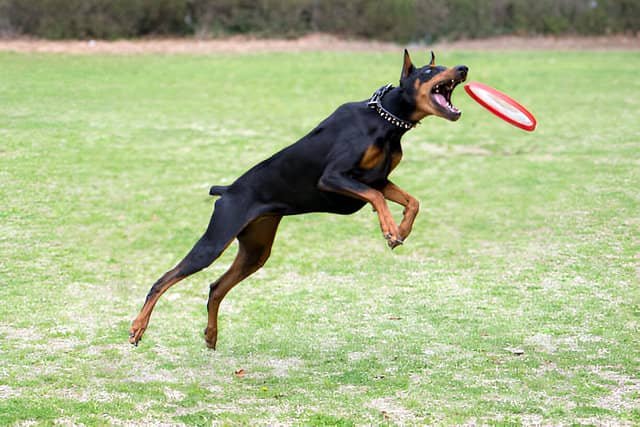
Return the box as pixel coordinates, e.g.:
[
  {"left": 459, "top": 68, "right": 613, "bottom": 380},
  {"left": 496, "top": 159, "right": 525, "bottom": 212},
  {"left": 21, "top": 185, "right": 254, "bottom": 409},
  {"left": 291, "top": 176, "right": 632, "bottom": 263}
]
[{"left": 209, "top": 185, "right": 229, "bottom": 196}]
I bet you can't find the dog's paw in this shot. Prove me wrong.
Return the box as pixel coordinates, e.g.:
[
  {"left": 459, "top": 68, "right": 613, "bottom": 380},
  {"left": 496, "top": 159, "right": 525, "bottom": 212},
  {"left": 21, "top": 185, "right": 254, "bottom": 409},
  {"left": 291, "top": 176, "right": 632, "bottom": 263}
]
[
  {"left": 129, "top": 319, "right": 148, "bottom": 346},
  {"left": 388, "top": 237, "right": 404, "bottom": 249},
  {"left": 204, "top": 327, "right": 218, "bottom": 350},
  {"left": 384, "top": 232, "right": 404, "bottom": 249}
]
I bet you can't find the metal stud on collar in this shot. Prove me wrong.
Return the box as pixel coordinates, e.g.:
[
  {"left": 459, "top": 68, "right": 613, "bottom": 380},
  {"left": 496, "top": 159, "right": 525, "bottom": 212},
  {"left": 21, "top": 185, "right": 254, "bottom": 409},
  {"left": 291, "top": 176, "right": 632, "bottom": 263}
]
[{"left": 367, "top": 84, "right": 417, "bottom": 130}]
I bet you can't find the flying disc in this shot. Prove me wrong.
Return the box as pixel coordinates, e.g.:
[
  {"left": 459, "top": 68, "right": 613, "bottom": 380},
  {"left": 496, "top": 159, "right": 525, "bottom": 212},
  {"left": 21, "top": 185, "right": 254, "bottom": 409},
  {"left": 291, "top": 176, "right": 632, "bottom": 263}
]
[{"left": 464, "top": 81, "right": 537, "bottom": 131}]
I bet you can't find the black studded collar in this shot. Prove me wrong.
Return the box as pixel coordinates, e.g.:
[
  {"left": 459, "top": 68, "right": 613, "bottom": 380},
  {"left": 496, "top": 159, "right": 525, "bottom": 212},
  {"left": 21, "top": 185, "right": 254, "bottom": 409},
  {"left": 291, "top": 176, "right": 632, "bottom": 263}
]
[{"left": 367, "top": 84, "right": 418, "bottom": 130}]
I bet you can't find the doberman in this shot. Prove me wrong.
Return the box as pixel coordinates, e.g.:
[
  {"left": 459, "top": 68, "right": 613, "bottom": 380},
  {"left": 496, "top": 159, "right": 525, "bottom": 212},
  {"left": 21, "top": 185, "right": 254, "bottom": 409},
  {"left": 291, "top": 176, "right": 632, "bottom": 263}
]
[{"left": 129, "top": 50, "right": 468, "bottom": 349}]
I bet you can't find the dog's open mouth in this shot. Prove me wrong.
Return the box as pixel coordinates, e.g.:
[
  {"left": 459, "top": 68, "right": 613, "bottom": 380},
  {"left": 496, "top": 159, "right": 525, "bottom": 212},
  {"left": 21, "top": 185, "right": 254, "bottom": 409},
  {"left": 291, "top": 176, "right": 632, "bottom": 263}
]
[{"left": 431, "top": 78, "right": 463, "bottom": 119}]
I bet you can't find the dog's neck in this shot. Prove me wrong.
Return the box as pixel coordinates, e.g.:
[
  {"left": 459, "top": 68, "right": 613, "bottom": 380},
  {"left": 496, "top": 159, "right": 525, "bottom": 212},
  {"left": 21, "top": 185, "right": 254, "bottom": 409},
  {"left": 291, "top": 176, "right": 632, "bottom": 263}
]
[{"left": 381, "top": 87, "right": 425, "bottom": 125}]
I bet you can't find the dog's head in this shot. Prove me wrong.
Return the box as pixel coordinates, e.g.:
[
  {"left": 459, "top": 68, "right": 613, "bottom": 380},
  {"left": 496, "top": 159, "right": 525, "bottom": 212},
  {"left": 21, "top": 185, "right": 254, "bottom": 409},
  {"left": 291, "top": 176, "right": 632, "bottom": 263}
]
[{"left": 400, "top": 50, "right": 468, "bottom": 122}]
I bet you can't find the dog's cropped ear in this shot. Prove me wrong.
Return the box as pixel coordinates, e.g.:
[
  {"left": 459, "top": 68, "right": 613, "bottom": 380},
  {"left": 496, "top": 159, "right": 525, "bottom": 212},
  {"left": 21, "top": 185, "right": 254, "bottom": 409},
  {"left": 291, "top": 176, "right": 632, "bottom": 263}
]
[
  {"left": 428, "top": 50, "right": 436, "bottom": 67},
  {"left": 401, "top": 49, "right": 415, "bottom": 80}
]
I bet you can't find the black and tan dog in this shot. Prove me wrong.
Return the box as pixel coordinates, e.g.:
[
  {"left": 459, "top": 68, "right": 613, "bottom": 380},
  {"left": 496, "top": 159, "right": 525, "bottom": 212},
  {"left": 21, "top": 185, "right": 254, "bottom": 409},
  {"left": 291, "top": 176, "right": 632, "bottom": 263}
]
[{"left": 129, "top": 50, "right": 468, "bottom": 349}]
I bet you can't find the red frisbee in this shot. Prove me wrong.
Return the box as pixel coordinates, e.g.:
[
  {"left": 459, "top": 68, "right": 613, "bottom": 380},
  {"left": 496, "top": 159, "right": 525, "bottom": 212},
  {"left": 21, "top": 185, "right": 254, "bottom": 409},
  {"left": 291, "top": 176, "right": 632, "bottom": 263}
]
[{"left": 464, "top": 81, "right": 537, "bottom": 131}]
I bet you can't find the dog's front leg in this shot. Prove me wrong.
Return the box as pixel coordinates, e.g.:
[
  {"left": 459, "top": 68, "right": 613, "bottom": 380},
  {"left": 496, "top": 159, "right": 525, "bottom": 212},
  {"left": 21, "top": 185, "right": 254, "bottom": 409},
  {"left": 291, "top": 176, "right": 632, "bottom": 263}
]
[
  {"left": 318, "top": 171, "right": 402, "bottom": 248},
  {"left": 381, "top": 181, "right": 420, "bottom": 243}
]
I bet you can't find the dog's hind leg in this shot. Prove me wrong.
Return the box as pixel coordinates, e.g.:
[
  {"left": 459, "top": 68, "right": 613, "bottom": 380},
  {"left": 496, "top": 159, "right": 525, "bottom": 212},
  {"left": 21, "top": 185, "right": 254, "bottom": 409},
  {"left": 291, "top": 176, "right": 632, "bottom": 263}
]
[
  {"left": 129, "top": 196, "right": 254, "bottom": 346},
  {"left": 204, "top": 214, "right": 282, "bottom": 349}
]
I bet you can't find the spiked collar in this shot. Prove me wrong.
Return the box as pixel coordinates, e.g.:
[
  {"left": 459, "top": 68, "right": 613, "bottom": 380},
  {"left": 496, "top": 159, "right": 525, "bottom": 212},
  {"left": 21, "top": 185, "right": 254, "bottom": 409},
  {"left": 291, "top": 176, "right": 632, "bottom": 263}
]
[{"left": 367, "top": 84, "right": 418, "bottom": 130}]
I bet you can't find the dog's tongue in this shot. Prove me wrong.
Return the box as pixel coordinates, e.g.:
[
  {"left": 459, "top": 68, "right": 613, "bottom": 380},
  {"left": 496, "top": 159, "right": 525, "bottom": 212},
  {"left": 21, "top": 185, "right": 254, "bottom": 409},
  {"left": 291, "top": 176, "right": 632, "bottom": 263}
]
[
  {"left": 433, "top": 93, "right": 448, "bottom": 107},
  {"left": 433, "top": 93, "right": 459, "bottom": 113}
]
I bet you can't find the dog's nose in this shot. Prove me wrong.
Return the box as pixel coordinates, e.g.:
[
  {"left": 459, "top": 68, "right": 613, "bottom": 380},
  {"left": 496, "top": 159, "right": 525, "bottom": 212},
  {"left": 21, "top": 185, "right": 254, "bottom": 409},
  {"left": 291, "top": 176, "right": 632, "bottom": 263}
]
[{"left": 455, "top": 65, "right": 468, "bottom": 79}]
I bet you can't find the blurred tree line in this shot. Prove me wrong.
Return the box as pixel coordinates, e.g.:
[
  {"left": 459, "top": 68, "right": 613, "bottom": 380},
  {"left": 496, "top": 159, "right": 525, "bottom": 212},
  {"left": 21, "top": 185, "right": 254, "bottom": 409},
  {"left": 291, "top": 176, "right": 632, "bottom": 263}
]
[{"left": 0, "top": 0, "right": 637, "bottom": 40}]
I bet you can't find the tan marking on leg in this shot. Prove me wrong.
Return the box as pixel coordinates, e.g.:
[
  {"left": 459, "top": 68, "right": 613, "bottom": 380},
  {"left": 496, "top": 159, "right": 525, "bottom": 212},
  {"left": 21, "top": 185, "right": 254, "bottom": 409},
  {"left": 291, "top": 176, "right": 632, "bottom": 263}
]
[
  {"left": 353, "top": 188, "right": 401, "bottom": 248},
  {"left": 204, "top": 216, "right": 281, "bottom": 349},
  {"left": 129, "top": 267, "right": 184, "bottom": 345},
  {"left": 381, "top": 181, "right": 419, "bottom": 242}
]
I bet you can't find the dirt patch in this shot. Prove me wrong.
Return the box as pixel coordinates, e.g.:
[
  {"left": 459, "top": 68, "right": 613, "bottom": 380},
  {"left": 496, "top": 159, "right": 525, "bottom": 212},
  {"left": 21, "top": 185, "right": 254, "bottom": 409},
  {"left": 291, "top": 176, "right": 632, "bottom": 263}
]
[
  {"left": 163, "top": 387, "right": 186, "bottom": 402},
  {"left": 265, "top": 357, "right": 303, "bottom": 378},
  {"left": 0, "top": 33, "right": 397, "bottom": 54},
  {"left": 416, "top": 142, "right": 492, "bottom": 157},
  {"left": 0, "top": 385, "right": 21, "bottom": 399},
  {"left": 0, "top": 33, "right": 637, "bottom": 55},
  {"left": 589, "top": 367, "right": 640, "bottom": 412},
  {"left": 366, "top": 397, "right": 416, "bottom": 423}
]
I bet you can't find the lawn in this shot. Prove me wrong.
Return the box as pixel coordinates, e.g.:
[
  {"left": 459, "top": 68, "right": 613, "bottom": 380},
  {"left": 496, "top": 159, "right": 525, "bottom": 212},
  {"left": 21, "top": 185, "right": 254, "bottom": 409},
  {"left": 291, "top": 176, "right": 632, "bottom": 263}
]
[{"left": 0, "top": 49, "right": 638, "bottom": 425}]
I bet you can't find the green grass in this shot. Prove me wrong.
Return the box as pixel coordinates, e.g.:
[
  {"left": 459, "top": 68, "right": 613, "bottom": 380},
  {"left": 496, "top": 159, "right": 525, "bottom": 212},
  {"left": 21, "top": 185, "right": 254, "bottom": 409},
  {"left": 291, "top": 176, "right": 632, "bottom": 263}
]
[{"left": 1, "top": 49, "right": 638, "bottom": 425}]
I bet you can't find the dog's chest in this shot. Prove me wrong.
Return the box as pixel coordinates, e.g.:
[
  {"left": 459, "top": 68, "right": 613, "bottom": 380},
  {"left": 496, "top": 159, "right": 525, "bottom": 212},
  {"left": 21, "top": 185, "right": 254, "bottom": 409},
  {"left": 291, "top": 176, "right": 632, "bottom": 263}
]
[{"left": 356, "top": 138, "right": 402, "bottom": 184}]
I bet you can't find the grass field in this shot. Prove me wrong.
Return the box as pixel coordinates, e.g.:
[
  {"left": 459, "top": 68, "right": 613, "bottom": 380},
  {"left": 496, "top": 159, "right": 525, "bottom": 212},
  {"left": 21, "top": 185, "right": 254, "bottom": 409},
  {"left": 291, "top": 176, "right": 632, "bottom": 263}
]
[{"left": 0, "top": 49, "right": 638, "bottom": 425}]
